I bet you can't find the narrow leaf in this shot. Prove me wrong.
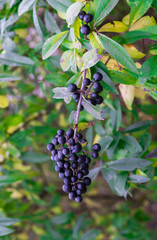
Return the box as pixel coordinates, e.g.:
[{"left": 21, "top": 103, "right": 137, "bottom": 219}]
[
  {"left": 42, "top": 31, "right": 69, "bottom": 59},
  {"left": 18, "top": 0, "right": 35, "bottom": 16},
  {"left": 82, "top": 49, "right": 102, "bottom": 70},
  {"left": 145, "top": 148, "right": 157, "bottom": 159},
  {"left": 123, "top": 120, "right": 157, "bottom": 133},
  {"left": 99, "top": 33, "right": 139, "bottom": 74},
  {"left": 66, "top": 2, "right": 84, "bottom": 26},
  {"left": 82, "top": 98, "right": 104, "bottom": 120},
  {"left": 129, "top": 174, "right": 150, "bottom": 183}
]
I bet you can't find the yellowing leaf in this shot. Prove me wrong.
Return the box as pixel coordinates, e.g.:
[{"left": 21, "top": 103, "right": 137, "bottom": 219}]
[
  {"left": 77, "top": 122, "right": 95, "bottom": 131},
  {"left": 106, "top": 59, "right": 123, "bottom": 71},
  {"left": 100, "top": 55, "right": 109, "bottom": 65},
  {"left": 57, "top": 11, "right": 66, "bottom": 19},
  {"left": 122, "top": 14, "right": 130, "bottom": 25},
  {"left": 99, "top": 21, "right": 128, "bottom": 33},
  {"left": 150, "top": 49, "right": 157, "bottom": 55},
  {"left": 60, "top": 50, "right": 73, "bottom": 71},
  {"left": 59, "top": 114, "right": 67, "bottom": 127},
  {"left": 134, "top": 86, "right": 147, "bottom": 100},
  {"left": 0, "top": 95, "right": 9, "bottom": 108},
  {"left": 89, "top": 32, "right": 104, "bottom": 53},
  {"left": 15, "top": 29, "right": 28, "bottom": 38},
  {"left": 74, "top": 18, "right": 81, "bottom": 39},
  {"left": 129, "top": 16, "right": 156, "bottom": 31},
  {"left": 123, "top": 44, "right": 145, "bottom": 59},
  {"left": 33, "top": 226, "right": 45, "bottom": 236},
  {"left": 119, "top": 84, "right": 135, "bottom": 110},
  {"left": 93, "top": 134, "right": 101, "bottom": 144}
]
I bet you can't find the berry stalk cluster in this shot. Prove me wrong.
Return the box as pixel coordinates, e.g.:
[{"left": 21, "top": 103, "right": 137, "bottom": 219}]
[
  {"left": 68, "top": 71, "right": 104, "bottom": 108},
  {"left": 79, "top": 11, "right": 93, "bottom": 35},
  {"left": 47, "top": 128, "right": 101, "bottom": 203}
]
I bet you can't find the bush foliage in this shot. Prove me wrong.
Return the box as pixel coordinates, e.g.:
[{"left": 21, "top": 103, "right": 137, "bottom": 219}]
[{"left": 0, "top": 0, "right": 157, "bottom": 239}]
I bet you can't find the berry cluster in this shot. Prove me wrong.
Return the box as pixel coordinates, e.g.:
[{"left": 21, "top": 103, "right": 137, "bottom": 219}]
[
  {"left": 78, "top": 11, "right": 93, "bottom": 35},
  {"left": 47, "top": 128, "right": 101, "bottom": 203},
  {"left": 68, "top": 72, "right": 104, "bottom": 108}
]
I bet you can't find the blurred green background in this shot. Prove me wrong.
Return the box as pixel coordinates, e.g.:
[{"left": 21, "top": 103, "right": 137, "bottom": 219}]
[{"left": 0, "top": 0, "right": 157, "bottom": 239}]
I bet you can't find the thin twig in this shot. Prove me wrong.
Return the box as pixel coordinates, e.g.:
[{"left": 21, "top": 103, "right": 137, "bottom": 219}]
[{"left": 74, "top": 69, "right": 86, "bottom": 139}]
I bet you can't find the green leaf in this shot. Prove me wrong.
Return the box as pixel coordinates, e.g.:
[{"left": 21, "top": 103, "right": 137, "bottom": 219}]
[
  {"left": 99, "top": 33, "right": 139, "bottom": 74},
  {"left": 0, "top": 74, "right": 21, "bottom": 82},
  {"left": 18, "top": 0, "right": 35, "bottom": 16},
  {"left": 121, "top": 135, "right": 142, "bottom": 153},
  {"left": 60, "top": 50, "right": 73, "bottom": 71},
  {"left": 21, "top": 152, "right": 50, "bottom": 163},
  {"left": 0, "top": 226, "right": 14, "bottom": 237},
  {"left": 33, "top": 1, "right": 44, "bottom": 40},
  {"left": 129, "top": 0, "right": 153, "bottom": 24},
  {"left": 94, "top": 0, "right": 119, "bottom": 26},
  {"left": 82, "top": 49, "right": 102, "bottom": 70},
  {"left": 99, "top": 136, "right": 113, "bottom": 154},
  {"left": 87, "top": 167, "right": 101, "bottom": 181},
  {"left": 44, "top": 10, "right": 60, "bottom": 34},
  {"left": 110, "top": 99, "right": 122, "bottom": 131},
  {"left": 0, "top": 218, "right": 20, "bottom": 227},
  {"left": 123, "top": 120, "right": 157, "bottom": 133},
  {"left": 107, "top": 158, "right": 151, "bottom": 171},
  {"left": 82, "top": 98, "right": 104, "bottom": 120},
  {"left": 66, "top": 2, "right": 84, "bottom": 26},
  {"left": 0, "top": 175, "right": 23, "bottom": 187},
  {"left": 73, "top": 215, "right": 86, "bottom": 239},
  {"left": 109, "top": 70, "right": 137, "bottom": 85},
  {"left": 52, "top": 87, "right": 72, "bottom": 103},
  {"left": 121, "top": 30, "right": 154, "bottom": 44},
  {"left": 42, "top": 31, "right": 69, "bottom": 60},
  {"left": 51, "top": 213, "right": 73, "bottom": 225},
  {"left": 139, "top": 56, "right": 157, "bottom": 84},
  {"left": 102, "top": 169, "right": 128, "bottom": 197},
  {"left": 46, "top": 0, "right": 71, "bottom": 13},
  {"left": 0, "top": 52, "right": 35, "bottom": 66},
  {"left": 80, "top": 229, "right": 101, "bottom": 240},
  {"left": 86, "top": 126, "right": 93, "bottom": 151},
  {"left": 137, "top": 104, "right": 157, "bottom": 116},
  {"left": 129, "top": 174, "right": 150, "bottom": 183},
  {"left": 106, "top": 136, "right": 120, "bottom": 159},
  {"left": 95, "top": 67, "right": 118, "bottom": 94}
]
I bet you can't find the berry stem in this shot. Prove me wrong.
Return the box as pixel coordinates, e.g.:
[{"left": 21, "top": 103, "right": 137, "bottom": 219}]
[{"left": 74, "top": 69, "right": 86, "bottom": 140}]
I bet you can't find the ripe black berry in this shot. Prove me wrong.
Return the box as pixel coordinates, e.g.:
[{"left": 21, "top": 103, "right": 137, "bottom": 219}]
[
  {"left": 75, "top": 195, "right": 83, "bottom": 203},
  {"left": 66, "top": 128, "right": 74, "bottom": 138},
  {"left": 82, "top": 168, "right": 89, "bottom": 175},
  {"left": 83, "top": 13, "right": 93, "bottom": 23},
  {"left": 83, "top": 177, "right": 91, "bottom": 186},
  {"left": 57, "top": 160, "right": 65, "bottom": 168},
  {"left": 51, "top": 149, "right": 57, "bottom": 156},
  {"left": 76, "top": 189, "right": 82, "bottom": 195},
  {"left": 91, "top": 92, "right": 99, "bottom": 99},
  {"left": 58, "top": 150, "right": 64, "bottom": 159},
  {"left": 65, "top": 169, "right": 73, "bottom": 177},
  {"left": 96, "top": 96, "right": 103, "bottom": 104},
  {"left": 68, "top": 138, "right": 75, "bottom": 146},
  {"left": 88, "top": 98, "right": 96, "bottom": 106},
  {"left": 71, "top": 176, "right": 77, "bottom": 182},
  {"left": 57, "top": 129, "right": 64, "bottom": 136},
  {"left": 68, "top": 83, "right": 77, "bottom": 93},
  {"left": 73, "top": 93, "right": 80, "bottom": 101},
  {"left": 77, "top": 155, "right": 85, "bottom": 163},
  {"left": 92, "top": 150, "right": 99, "bottom": 159},
  {"left": 55, "top": 165, "right": 60, "bottom": 172},
  {"left": 80, "top": 163, "right": 88, "bottom": 170},
  {"left": 80, "top": 104, "right": 84, "bottom": 111},
  {"left": 58, "top": 136, "right": 66, "bottom": 144},
  {"left": 59, "top": 172, "right": 65, "bottom": 179},
  {"left": 54, "top": 154, "right": 59, "bottom": 162},
  {"left": 92, "top": 143, "right": 101, "bottom": 152},
  {"left": 69, "top": 153, "right": 78, "bottom": 162},
  {"left": 64, "top": 162, "right": 70, "bottom": 169},
  {"left": 77, "top": 182, "right": 86, "bottom": 190},
  {"left": 85, "top": 157, "right": 91, "bottom": 164},
  {"left": 78, "top": 171, "right": 84, "bottom": 179},
  {"left": 80, "top": 24, "right": 90, "bottom": 35},
  {"left": 77, "top": 133, "right": 82, "bottom": 140},
  {"left": 72, "top": 143, "right": 82, "bottom": 153},
  {"left": 64, "top": 177, "right": 71, "bottom": 185},
  {"left": 52, "top": 138, "right": 59, "bottom": 145},
  {"left": 62, "top": 184, "right": 72, "bottom": 193},
  {"left": 93, "top": 82, "right": 103, "bottom": 93},
  {"left": 47, "top": 143, "right": 54, "bottom": 151},
  {"left": 78, "top": 11, "right": 86, "bottom": 20},
  {"left": 62, "top": 148, "right": 70, "bottom": 155},
  {"left": 93, "top": 72, "right": 103, "bottom": 81},
  {"left": 83, "top": 78, "right": 91, "bottom": 86},
  {"left": 72, "top": 162, "right": 78, "bottom": 169},
  {"left": 69, "top": 191, "right": 76, "bottom": 200}
]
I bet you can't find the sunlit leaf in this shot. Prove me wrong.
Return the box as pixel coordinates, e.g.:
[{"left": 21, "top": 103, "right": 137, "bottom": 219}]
[
  {"left": 99, "top": 21, "right": 128, "bottom": 33},
  {"left": 119, "top": 84, "right": 135, "bottom": 110},
  {"left": 0, "top": 95, "right": 9, "bottom": 108}
]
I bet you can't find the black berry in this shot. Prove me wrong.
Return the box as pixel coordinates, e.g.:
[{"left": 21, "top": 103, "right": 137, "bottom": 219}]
[
  {"left": 96, "top": 96, "right": 103, "bottom": 104},
  {"left": 66, "top": 128, "right": 74, "bottom": 138},
  {"left": 92, "top": 150, "right": 99, "bottom": 159},
  {"left": 58, "top": 136, "right": 66, "bottom": 144},
  {"left": 75, "top": 195, "right": 83, "bottom": 203},
  {"left": 64, "top": 177, "right": 71, "bottom": 185},
  {"left": 78, "top": 11, "right": 86, "bottom": 20},
  {"left": 92, "top": 143, "right": 101, "bottom": 152},
  {"left": 68, "top": 83, "right": 77, "bottom": 93},
  {"left": 72, "top": 143, "right": 82, "bottom": 153},
  {"left": 83, "top": 78, "right": 91, "bottom": 86},
  {"left": 80, "top": 25, "right": 90, "bottom": 35},
  {"left": 73, "top": 93, "right": 80, "bottom": 101},
  {"left": 57, "top": 129, "right": 64, "bottom": 136},
  {"left": 83, "top": 177, "right": 91, "bottom": 186},
  {"left": 52, "top": 138, "right": 59, "bottom": 145},
  {"left": 62, "top": 148, "right": 70, "bottom": 155},
  {"left": 83, "top": 13, "right": 93, "bottom": 23},
  {"left": 93, "top": 72, "right": 103, "bottom": 81},
  {"left": 68, "top": 138, "right": 75, "bottom": 146},
  {"left": 47, "top": 143, "right": 54, "bottom": 151},
  {"left": 62, "top": 184, "right": 72, "bottom": 193},
  {"left": 65, "top": 169, "right": 73, "bottom": 177},
  {"left": 69, "top": 191, "right": 76, "bottom": 200},
  {"left": 93, "top": 82, "right": 103, "bottom": 93}
]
